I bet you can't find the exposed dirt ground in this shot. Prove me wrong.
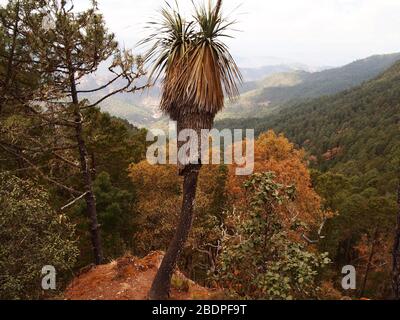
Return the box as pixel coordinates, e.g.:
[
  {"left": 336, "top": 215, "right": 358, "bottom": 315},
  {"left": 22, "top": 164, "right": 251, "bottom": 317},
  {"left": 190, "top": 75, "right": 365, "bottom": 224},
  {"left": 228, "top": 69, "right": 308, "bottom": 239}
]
[{"left": 64, "top": 251, "right": 219, "bottom": 300}]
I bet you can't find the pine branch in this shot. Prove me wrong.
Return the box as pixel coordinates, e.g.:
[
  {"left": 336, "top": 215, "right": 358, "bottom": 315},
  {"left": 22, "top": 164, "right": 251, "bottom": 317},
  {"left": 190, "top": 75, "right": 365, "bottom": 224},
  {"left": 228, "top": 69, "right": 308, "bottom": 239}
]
[
  {"left": 60, "top": 191, "right": 89, "bottom": 211},
  {"left": 0, "top": 143, "right": 81, "bottom": 195},
  {"left": 75, "top": 74, "right": 123, "bottom": 94}
]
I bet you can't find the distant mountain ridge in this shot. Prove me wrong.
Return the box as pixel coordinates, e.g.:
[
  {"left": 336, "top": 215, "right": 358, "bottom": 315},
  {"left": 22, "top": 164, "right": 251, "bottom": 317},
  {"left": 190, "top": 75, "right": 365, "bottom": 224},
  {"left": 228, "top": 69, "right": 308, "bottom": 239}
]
[
  {"left": 240, "top": 64, "right": 315, "bottom": 82},
  {"left": 220, "top": 52, "right": 400, "bottom": 120},
  {"left": 255, "top": 52, "right": 400, "bottom": 103},
  {"left": 81, "top": 52, "right": 400, "bottom": 128}
]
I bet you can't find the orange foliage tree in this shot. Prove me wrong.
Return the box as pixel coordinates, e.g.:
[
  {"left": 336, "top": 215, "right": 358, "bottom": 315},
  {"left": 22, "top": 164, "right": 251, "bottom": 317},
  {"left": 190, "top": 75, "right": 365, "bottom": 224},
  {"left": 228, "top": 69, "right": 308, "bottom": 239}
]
[{"left": 227, "top": 130, "right": 331, "bottom": 232}]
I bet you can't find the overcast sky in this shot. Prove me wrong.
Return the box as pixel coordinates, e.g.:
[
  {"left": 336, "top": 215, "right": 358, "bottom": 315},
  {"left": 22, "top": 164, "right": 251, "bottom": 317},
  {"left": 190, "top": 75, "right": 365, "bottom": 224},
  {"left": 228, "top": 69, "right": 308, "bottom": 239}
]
[{"left": 3, "top": 0, "right": 400, "bottom": 67}]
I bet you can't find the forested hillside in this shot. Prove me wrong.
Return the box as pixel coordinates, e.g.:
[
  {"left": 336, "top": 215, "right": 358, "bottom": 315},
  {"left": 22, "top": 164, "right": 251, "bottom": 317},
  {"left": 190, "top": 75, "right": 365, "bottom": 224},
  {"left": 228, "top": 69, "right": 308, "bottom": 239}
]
[
  {"left": 217, "top": 61, "right": 400, "bottom": 298},
  {"left": 221, "top": 53, "right": 400, "bottom": 120},
  {"left": 218, "top": 60, "right": 400, "bottom": 178}
]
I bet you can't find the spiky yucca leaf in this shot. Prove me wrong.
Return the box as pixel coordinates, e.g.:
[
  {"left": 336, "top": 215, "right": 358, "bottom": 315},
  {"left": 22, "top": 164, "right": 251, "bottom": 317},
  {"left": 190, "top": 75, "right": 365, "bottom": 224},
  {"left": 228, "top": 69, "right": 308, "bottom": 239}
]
[
  {"left": 140, "top": 2, "right": 194, "bottom": 82},
  {"left": 184, "top": 0, "right": 242, "bottom": 112},
  {"left": 141, "top": 0, "right": 241, "bottom": 124}
]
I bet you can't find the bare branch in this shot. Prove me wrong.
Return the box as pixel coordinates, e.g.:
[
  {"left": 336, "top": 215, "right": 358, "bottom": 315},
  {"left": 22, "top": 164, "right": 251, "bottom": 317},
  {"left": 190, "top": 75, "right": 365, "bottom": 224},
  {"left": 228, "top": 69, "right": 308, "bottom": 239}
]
[
  {"left": 75, "top": 74, "right": 123, "bottom": 94},
  {"left": 61, "top": 191, "right": 89, "bottom": 211},
  {"left": 83, "top": 83, "right": 148, "bottom": 109}
]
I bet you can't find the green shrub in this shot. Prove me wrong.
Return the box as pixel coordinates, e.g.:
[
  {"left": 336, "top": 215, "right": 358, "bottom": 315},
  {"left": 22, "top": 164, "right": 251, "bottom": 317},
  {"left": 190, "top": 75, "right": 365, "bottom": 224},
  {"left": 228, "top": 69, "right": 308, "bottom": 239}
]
[
  {"left": 0, "top": 173, "right": 78, "bottom": 299},
  {"left": 214, "top": 172, "right": 330, "bottom": 300}
]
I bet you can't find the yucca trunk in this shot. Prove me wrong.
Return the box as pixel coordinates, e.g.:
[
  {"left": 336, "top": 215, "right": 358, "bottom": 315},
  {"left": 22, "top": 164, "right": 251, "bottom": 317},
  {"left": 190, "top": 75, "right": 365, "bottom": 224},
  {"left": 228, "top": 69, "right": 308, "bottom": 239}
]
[
  {"left": 149, "top": 111, "right": 214, "bottom": 299},
  {"left": 149, "top": 164, "right": 201, "bottom": 299}
]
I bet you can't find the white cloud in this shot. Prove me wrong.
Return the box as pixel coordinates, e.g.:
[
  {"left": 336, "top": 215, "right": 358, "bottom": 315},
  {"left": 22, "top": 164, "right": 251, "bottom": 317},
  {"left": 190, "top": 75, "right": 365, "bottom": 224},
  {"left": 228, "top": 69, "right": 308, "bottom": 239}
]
[{"left": 1, "top": 0, "right": 399, "bottom": 67}]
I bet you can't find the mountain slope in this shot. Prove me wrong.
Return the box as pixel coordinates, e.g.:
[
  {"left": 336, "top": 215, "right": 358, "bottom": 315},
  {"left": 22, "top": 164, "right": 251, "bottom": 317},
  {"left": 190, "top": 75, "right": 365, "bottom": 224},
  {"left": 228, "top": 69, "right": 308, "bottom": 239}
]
[
  {"left": 218, "top": 60, "right": 400, "bottom": 195},
  {"left": 220, "top": 52, "right": 400, "bottom": 120},
  {"left": 240, "top": 64, "right": 310, "bottom": 82},
  {"left": 255, "top": 52, "right": 400, "bottom": 104}
]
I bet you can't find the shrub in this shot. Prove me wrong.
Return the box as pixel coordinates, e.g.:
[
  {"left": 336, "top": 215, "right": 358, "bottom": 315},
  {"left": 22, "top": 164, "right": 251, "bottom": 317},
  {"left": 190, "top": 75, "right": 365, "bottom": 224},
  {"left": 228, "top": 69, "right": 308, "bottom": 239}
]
[{"left": 0, "top": 173, "right": 78, "bottom": 299}]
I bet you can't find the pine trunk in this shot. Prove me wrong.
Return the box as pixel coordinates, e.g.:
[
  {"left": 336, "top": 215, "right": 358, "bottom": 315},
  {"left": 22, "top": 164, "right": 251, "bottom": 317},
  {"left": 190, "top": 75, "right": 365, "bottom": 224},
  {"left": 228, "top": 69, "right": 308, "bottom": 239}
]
[
  {"left": 69, "top": 69, "right": 103, "bottom": 265},
  {"left": 149, "top": 164, "right": 201, "bottom": 300},
  {"left": 74, "top": 110, "right": 104, "bottom": 265}
]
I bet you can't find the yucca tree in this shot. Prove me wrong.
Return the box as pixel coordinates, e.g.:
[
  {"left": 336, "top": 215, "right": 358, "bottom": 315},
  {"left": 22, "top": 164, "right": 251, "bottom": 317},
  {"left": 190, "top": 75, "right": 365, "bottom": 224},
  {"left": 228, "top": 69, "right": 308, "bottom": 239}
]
[{"left": 141, "top": 0, "right": 241, "bottom": 299}]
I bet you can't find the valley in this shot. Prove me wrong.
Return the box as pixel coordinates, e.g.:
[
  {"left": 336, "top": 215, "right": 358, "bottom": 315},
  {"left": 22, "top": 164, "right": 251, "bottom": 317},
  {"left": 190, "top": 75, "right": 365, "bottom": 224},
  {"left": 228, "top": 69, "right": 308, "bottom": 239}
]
[{"left": 90, "top": 52, "right": 400, "bottom": 127}]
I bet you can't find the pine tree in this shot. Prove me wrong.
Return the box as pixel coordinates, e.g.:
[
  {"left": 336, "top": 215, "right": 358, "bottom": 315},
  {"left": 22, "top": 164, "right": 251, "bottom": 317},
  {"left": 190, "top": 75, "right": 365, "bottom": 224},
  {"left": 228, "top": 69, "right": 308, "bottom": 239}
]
[{"left": 0, "top": 0, "right": 145, "bottom": 264}]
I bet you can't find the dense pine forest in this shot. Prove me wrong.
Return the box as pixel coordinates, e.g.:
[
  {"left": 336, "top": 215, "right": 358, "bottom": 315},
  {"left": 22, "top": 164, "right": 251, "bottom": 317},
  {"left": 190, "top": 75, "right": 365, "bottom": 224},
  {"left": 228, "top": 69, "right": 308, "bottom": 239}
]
[{"left": 1, "top": 0, "right": 400, "bottom": 301}]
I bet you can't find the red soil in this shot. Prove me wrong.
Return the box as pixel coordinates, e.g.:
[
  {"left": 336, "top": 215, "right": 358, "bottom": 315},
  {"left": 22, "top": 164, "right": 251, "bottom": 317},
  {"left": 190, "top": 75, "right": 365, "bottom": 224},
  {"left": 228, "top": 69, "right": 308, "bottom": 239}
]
[{"left": 64, "top": 251, "right": 218, "bottom": 300}]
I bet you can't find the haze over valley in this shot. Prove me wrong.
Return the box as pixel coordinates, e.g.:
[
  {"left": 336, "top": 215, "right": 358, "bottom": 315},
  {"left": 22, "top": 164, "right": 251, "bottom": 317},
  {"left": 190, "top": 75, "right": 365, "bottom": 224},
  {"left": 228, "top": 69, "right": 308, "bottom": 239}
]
[{"left": 85, "top": 52, "right": 400, "bottom": 128}]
